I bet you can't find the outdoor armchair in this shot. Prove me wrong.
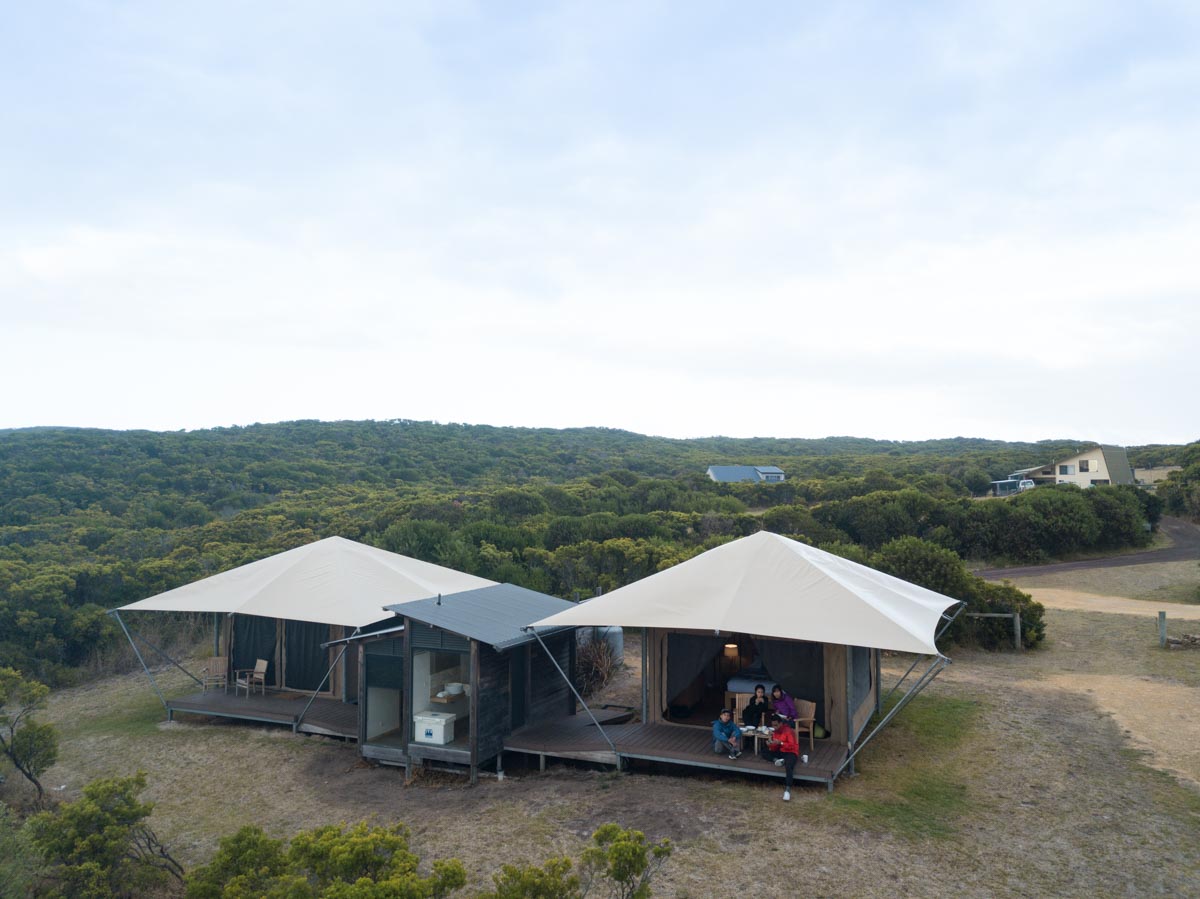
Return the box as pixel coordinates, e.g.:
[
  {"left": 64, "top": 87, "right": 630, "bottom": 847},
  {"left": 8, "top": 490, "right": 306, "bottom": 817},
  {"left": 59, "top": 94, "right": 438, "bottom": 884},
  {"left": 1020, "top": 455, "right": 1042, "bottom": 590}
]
[
  {"left": 234, "top": 658, "right": 268, "bottom": 697},
  {"left": 794, "top": 699, "right": 816, "bottom": 752},
  {"left": 200, "top": 656, "right": 228, "bottom": 693}
]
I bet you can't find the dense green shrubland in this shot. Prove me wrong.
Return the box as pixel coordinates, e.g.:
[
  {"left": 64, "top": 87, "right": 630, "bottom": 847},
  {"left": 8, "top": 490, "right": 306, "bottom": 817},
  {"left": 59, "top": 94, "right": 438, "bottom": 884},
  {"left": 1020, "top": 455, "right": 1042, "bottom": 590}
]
[{"left": 1, "top": 422, "right": 1186, "bottom": 682}]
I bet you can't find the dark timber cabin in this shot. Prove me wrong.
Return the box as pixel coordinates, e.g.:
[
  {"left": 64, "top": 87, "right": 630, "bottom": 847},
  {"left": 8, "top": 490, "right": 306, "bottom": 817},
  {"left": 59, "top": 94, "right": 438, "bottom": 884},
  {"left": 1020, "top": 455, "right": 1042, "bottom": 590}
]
[{"left": 355, "top": 584, "right": 578, "bottom": 783}]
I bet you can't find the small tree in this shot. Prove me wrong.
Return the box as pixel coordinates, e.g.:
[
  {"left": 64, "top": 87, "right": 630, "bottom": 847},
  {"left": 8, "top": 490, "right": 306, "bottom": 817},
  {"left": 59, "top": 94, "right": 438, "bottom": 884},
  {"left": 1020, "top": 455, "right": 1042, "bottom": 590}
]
[
  {"left": 579, "top": 824, "right": 672, "bottom": 899},
  {"left": 483, "top": 824, "right": 672, "bottom": 899},
  {"left": 0, "top": 667, "right": 59, "bottom": 804},
  {"left": 28, "top": 771, "right": 184, "bottom": 897},
  {"left": 0, "top": 801, "right": 47, "bottom": 895},
  {"left": 185, "top": 821, "right": 466, "bottom": 898}
]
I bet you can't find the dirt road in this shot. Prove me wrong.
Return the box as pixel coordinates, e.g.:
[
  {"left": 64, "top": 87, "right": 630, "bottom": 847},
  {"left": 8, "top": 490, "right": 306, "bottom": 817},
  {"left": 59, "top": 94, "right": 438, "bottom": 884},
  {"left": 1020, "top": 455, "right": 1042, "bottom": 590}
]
[{"left": 976, "top": 515, "right": 1200, "bottom": 580}]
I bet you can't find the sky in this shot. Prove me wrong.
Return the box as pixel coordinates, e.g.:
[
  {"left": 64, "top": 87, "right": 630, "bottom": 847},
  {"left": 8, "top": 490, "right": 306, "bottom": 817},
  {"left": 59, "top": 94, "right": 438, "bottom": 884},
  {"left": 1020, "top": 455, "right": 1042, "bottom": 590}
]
[{"left": 2, "top": 2, "right": 1198, "bottom": 446}]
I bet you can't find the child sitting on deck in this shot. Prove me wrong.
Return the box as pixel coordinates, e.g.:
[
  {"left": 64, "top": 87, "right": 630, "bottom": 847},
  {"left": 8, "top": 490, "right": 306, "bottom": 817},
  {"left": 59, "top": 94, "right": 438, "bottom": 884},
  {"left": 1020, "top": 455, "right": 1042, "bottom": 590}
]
[{"left": 711, "top": 708, "right": 743, "bottom": 759}]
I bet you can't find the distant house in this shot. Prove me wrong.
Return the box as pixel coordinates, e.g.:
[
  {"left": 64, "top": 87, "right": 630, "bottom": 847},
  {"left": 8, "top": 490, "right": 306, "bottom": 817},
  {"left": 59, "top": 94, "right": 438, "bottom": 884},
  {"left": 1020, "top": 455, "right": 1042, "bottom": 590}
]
[
  {"left": 1050, "top": 445, "right": 1134, "bottom": 487},
  {"left": 993, "top": 445, "right": 1134, "bottom": 495},
  {"left": 706, "top": 465, "right": 786, "bottom": 483}
]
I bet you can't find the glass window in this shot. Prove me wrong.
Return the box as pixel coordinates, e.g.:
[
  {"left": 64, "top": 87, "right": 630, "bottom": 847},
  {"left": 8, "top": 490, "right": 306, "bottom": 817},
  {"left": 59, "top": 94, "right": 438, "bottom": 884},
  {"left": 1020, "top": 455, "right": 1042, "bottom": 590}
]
[
  {"left": 1059, "top": 464, "right": 1075, "bottom": 475},
  {"left": 1079, "top": 460, "right": 1091, "bottom": 472}
]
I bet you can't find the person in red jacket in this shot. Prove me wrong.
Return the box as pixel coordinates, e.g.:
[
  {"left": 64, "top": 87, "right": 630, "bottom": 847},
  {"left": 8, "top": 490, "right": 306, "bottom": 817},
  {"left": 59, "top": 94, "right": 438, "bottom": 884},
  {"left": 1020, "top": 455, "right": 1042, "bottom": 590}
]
[{"left": 760, "top": 713, "right": 801, "bottom": 801}]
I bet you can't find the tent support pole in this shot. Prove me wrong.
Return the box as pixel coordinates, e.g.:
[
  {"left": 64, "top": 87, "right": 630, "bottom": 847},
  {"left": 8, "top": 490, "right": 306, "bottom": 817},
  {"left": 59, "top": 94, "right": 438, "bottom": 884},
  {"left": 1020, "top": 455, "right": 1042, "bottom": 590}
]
[
  {"left": 296, "top": 627, "right": 359, "bottom": 732},
  {"left": 884, "top": 603, "right": 963, "bottom": 706},
  {"left": 526, "top": 628, "right": 621, "bottom": 767},
  {"left": 110, "top": 611, "right": 168, "bottom": 713},
  {"left": 124, "top": 627, "right": 205, "bottom": 688},
  {"left": 213, "top": 613, "right": 220, "bottom": 656},
  {"left": 833, "top": 655, "right": 948, "bottom": 781}
]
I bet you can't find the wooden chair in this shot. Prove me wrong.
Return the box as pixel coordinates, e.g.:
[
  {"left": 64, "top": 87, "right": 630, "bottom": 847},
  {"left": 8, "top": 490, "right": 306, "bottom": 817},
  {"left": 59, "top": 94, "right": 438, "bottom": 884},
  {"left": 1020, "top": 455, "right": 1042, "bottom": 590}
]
[
  {"left": 200, "top": 656, "right": 228, "bottom": 693},
  {"left": 793, "top": 699, "right": 816, "bottom": 752},
  {"left": 234, "top": 659, "right": 268, "bottom": 697}
]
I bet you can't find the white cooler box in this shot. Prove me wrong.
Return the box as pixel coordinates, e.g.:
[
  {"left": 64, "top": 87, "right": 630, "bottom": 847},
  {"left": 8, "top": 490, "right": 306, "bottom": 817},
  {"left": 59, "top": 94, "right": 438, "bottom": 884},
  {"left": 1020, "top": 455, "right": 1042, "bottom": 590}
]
[{"left": 414, "top": 711, "right": 456, "bottom": 745}]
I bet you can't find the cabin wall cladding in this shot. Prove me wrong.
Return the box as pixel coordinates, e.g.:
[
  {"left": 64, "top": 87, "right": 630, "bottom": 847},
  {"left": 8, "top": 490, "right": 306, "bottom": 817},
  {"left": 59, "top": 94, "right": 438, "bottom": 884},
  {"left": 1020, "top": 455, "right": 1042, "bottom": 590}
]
[
  {"left": 476, "top": 644, "right": 512, "bottom": 764},
  {"left": 529, "top": 632, "right": 574, "bottom": 723}
]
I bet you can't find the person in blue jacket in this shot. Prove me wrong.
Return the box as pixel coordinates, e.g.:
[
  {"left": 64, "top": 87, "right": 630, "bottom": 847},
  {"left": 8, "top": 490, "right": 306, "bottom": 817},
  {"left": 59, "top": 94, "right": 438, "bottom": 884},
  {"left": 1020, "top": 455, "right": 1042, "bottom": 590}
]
[{"left": 712, "top": 708, "right": 743, "bottom": 759}]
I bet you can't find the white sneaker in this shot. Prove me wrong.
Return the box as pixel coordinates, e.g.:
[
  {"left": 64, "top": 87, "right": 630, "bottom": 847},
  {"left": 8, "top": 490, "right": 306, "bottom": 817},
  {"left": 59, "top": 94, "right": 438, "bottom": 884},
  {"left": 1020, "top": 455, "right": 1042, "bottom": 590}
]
[
  {"left": 783, "top": 790, "right": 791, "bottom": 802},
  {"left": 774, "top": 758, "right": 785, "bottom": 767}
]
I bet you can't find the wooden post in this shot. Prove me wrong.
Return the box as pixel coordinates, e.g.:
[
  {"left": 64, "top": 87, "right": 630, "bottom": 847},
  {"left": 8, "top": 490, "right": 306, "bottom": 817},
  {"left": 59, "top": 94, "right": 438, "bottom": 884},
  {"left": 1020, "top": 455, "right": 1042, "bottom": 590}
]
[
  {"left": 213, "top": 612, "right": 220, "bottom": 656},
  {"left": 1159, "top": 611, "right": 1167, "bottom": 648},
  {"left": 1013, "top": 612, "right": 1022, "bottom": 651}
]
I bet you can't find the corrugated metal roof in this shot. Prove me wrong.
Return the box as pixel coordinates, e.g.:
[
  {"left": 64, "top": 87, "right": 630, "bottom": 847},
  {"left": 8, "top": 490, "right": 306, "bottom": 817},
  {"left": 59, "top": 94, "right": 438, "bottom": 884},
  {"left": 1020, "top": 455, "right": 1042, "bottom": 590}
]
[
  {"left": 707, "top": 465, "right": 762, "bottom": 482},
  {"left": 385, "top": 583, "right": 577, "bottom": 650}
]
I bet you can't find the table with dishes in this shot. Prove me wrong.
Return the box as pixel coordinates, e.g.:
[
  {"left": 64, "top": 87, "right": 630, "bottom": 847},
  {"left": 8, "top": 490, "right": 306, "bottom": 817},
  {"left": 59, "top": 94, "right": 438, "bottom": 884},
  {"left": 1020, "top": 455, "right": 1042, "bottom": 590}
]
[{"left": 739, "top": 725, "right": 774, "bottom": 754}]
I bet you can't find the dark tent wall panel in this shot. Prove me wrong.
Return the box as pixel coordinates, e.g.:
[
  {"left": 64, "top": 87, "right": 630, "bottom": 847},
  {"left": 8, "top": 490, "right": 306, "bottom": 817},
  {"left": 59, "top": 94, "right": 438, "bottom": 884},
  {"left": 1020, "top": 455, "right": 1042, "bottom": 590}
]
[
  {"left": 232, "top": 614, "right": 278, "bottom": 686},
  {"left": 850, "top": 647, "right": 879, "bottom": 743},
  {"left": 665, "top": 633, "right": 724, "bottom": 713},
  {"left": 284, "top": 620, "right": 331, "bottom": 691}
]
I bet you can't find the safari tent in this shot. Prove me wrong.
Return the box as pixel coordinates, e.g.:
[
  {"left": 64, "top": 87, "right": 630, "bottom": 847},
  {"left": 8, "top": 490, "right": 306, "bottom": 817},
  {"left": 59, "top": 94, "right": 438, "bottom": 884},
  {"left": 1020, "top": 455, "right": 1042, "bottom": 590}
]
[
  {"left": 113, "top": 536, "right": 495, "bottom": 736},
  {"left": 524, "top": 531, "right": 962, "bottom": 788}
]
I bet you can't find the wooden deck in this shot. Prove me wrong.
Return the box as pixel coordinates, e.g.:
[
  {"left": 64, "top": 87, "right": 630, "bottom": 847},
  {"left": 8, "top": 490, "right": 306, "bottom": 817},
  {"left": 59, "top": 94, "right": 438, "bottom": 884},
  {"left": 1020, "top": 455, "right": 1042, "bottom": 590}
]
[
  {"left": 166, "top": 690, "right": 359, "bottom": 739},
  {"left": 504, "top": 716, "right": 845, "bottom": 788}
]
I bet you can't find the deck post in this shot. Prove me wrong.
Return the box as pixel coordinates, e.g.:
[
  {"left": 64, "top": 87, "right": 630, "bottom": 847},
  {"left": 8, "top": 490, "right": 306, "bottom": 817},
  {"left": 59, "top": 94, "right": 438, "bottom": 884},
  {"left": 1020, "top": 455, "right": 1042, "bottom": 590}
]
[
  {"left": 539, "top": 754, "right": 546, "bottom": 772},
  {"left": 110, "top": 611, "right": 168, "bottom": 712},
  {"left": 1013, "top": 612, "right": 1022, "bottom": 651},
  {"left": 213, "top": 612, "right": 220, "bottom": 656},
  {"left": 1159, "top": 611, "right": 1167, "bottom": 648}
]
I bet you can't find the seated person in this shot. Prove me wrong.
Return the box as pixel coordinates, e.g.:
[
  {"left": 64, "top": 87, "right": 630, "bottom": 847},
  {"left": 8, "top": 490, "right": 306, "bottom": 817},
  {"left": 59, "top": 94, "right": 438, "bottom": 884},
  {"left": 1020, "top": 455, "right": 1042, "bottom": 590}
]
[
  {"left": 759, "top": 713, "right": 801, "bottom": 802},
  {"left": 770, "top": 685, "right": 798, "bottom": 725},
  {"left": 742, "top": 684, "right": 771, "bottom": 728},
  {"left": 711, "top": 708, "right": 743, "bottom": 759}
]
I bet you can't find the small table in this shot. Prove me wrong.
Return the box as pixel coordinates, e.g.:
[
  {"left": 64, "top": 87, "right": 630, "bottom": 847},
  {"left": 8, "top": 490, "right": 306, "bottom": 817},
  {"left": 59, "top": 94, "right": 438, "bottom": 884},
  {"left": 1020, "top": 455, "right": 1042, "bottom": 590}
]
[{"left": 739, "top": 727, "right": 773, "bottom": 754}]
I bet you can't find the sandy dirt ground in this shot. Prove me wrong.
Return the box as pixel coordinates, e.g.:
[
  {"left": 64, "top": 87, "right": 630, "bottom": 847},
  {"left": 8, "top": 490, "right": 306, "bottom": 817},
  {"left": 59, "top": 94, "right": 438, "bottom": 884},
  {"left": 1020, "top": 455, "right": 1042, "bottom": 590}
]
[
  {"left": 1007, "top": 585, "right": 1200, "bottom": 789},
  {"left": 1023, "top": 586, "right": 1200, "bottom": 619}
]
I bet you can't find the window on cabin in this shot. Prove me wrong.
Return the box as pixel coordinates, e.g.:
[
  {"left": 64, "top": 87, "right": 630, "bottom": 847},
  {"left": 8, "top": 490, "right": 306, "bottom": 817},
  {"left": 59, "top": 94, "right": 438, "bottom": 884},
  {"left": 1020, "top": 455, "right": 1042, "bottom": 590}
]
[
  {"left": 1079, "top": 460, "right": 1091, "bottom": 472},
  {"left": 1059, "top": 464, "right": 1075, "bottom": 475}
]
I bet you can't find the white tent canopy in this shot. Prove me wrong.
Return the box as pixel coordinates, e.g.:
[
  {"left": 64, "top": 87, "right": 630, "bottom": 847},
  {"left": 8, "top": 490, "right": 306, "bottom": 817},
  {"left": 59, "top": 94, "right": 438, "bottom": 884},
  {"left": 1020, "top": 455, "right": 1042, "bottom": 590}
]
[
  {"left": 530, "top": 531, "right": 960, "bottom": 655},
  {"left": 117, "top": 536, "right": 496, "bottom": 628}
]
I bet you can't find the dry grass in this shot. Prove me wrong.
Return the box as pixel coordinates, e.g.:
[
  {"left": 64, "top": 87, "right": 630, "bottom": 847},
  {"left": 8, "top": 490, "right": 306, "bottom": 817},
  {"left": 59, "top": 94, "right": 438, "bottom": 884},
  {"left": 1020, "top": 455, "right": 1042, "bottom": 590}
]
[
  {"left": 1008, "top": 559, "right": 1200, "bottom": 604},
  {"left": 9, "top": 566, "right": 1200, "bottom": 897}
]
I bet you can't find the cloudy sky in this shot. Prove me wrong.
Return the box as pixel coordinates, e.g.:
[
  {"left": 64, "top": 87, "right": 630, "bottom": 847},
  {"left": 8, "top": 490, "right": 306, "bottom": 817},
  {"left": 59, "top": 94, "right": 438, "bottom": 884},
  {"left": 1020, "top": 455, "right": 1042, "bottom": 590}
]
[{"left": 2, "top": 2, "right": 1197, "bottom": 444}]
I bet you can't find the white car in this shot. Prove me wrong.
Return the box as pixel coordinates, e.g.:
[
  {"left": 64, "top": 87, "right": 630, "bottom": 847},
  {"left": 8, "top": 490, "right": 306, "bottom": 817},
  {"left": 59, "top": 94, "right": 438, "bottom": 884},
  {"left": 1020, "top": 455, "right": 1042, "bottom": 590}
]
[{"left": 1018, "top": 480, "right": 1036, "bottom": 491}]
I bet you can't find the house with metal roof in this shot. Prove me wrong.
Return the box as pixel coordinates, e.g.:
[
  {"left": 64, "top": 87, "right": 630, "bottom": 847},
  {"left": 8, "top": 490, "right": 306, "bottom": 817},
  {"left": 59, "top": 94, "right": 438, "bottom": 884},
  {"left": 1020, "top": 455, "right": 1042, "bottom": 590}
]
[
  {"left": 358, "top": 584, "right": 579, "bottom": 783},
  {"left": 998, "top": 445, "right": 1135, "bottom": 494},
  {"left": 707, "top": 465, "right": 786, "bottom": 483}
]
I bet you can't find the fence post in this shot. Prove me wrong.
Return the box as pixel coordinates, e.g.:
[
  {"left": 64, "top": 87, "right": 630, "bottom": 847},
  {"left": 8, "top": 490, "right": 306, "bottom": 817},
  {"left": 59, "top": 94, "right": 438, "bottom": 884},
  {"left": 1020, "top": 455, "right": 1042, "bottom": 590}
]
[
  {"left": 1013, "top": 612, "right": 1022, "bottom": 651},
  {"left": 1159, "top": 611, "right": 1167, "bottom": 648}
]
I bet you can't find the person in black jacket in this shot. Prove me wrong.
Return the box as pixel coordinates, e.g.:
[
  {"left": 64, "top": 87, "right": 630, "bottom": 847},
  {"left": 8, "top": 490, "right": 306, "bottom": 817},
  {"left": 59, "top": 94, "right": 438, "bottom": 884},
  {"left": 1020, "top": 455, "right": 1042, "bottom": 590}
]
[{"left": 742, "top": 683, "right": 770, "bottom": 728}]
